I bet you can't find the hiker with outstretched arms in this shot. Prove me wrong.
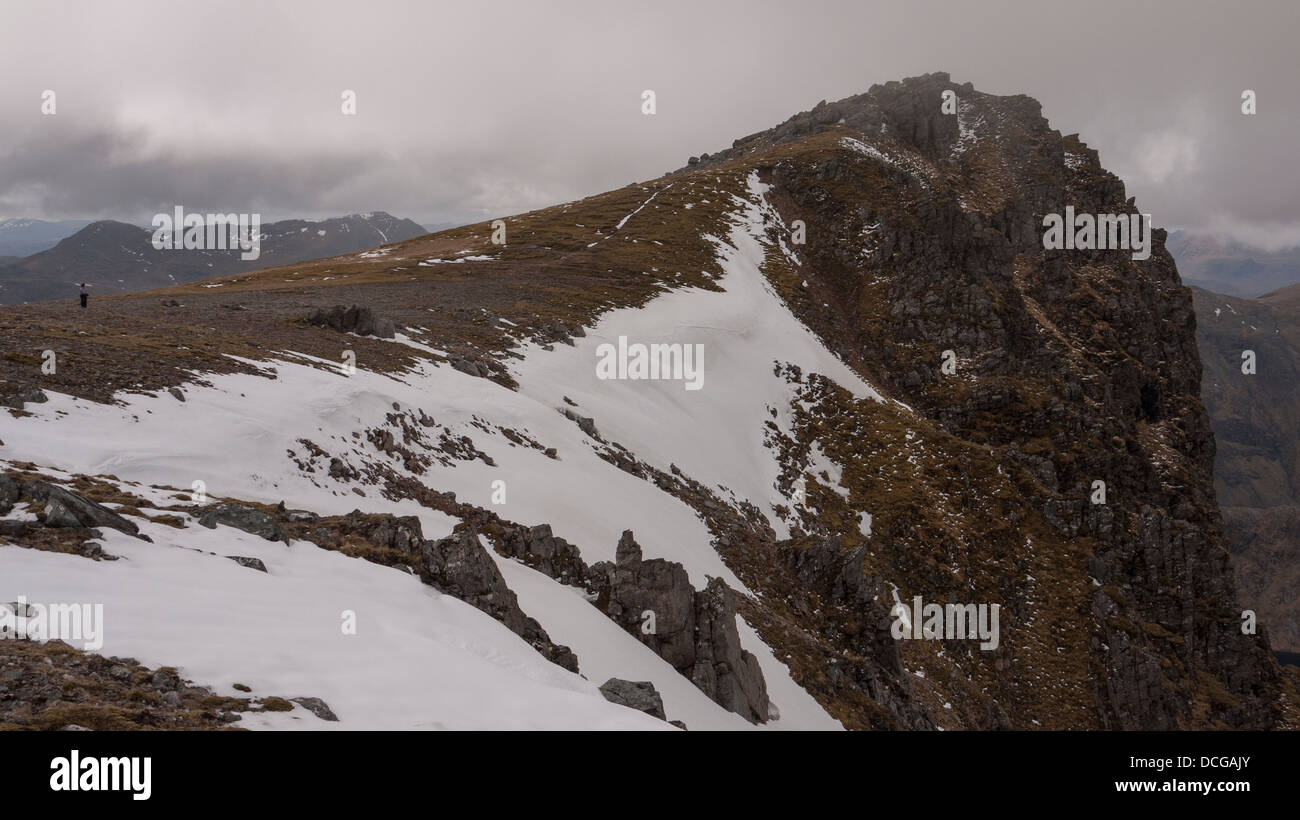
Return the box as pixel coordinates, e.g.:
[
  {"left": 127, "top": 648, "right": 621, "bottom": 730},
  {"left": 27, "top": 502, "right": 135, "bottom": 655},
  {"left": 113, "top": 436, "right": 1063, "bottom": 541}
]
[{"left": 78, "top": 282, "right": 89, "bottom": 308}]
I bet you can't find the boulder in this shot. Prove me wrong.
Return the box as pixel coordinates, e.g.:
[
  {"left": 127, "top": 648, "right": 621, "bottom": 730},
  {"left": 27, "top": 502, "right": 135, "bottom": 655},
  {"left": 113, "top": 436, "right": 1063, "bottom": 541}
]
[
  {"left": 0, "top": 474, "right": 17, "bottom": 515},
  {"left": 23, "top": 480, "right": 140, "bottom": 537},
  {"left": 343, "top": 510, "right": 423, "bottom": 556},
  {"left": 1, "top": 387, "right": 48, "bottom": 410},
  {"left": 150, "top": 670, "right": 179, "bottom": 691},
  {"left": 599, "top": 679, "right": 666, "bottom": 721},
  {"left": 227, "top": 556, "right": 268, "bottom": 572},
  {"left": 291, "top": 696, "right": 339, "bottom": 722},
  {"left": 274, "top": 501, "right": 318, "bottom": 523},
  {"left": 306, "top": 304, "right": 397, "bottom": 339},
  {"left": 450, "top": 357, "right": 490, "bottom": 378},
  {"left": 561, "top": 407, "right": 598, "bottom": 438},
  {"left": 41, "top": 498, "right": 83, "bottom": 529},
  {"left": 198, "top": 504, "right": 288, "bottom": 543}
]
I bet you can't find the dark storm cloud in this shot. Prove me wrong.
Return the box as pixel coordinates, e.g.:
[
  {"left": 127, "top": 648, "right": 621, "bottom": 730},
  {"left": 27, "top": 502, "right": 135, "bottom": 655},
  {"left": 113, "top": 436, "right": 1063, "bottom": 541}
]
[
  {"left": 0, "top": 121, "right": 376, "bottom": 220},
  {"left": 1, "top": 0, "right": 1297, "bottom": 245}
]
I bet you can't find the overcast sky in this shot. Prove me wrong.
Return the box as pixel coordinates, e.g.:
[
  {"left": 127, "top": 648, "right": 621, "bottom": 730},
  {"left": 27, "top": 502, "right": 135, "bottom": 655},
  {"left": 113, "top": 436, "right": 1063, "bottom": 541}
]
[{"left": 1, "top": 0, "right": 1297, "bottom": 247}]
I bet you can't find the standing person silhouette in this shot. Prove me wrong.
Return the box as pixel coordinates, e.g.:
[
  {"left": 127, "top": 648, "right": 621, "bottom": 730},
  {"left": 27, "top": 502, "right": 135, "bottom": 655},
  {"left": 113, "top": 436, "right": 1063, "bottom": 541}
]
[{"left": 78, "top": 282, "right": 89, "bottom": 308}]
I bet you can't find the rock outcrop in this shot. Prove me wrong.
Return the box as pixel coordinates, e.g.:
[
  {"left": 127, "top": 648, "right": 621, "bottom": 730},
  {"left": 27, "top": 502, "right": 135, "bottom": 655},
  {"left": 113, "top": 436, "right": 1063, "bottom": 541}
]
[
  {"left": 198, "top": 504, "right": 288, "bottom": 543},
  {"left": 23, "top": 480, "right": 141, "bottom": 538},
  {"left": 418, "top": 528, "right": 579, "bottom": 672},
  {"left": 290, "top": 696, "right": 339, "bottom": 722},
  {"left": 449, "top": 505, "right": 772, "bottom": 724},
  {"left": 589, "top": 531, "right": 769, "bottom": 723},
  {"left": 288, "top": 510, "right": 578, "bottom": 673},
  {"left": 727, "top": 72, "right": 1288, "bottom": 728},
  {"left": 498, "top": 523, "right": 588, "bottom": 585},
  {"left": 0, "top": 474, "right": 18, "bottom": 516},
  {"left": 307, "top": 304, "right": 396, "bottom": 339},
  {"left": 1, "top": 386, "right": 47, "bottom": 410}
]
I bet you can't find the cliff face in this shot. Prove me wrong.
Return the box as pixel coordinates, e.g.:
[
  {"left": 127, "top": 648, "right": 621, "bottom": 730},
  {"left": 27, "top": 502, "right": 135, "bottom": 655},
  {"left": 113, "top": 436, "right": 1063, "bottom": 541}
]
[{"left": 684, "top": 72, "right": 1293, "bottom": 728}]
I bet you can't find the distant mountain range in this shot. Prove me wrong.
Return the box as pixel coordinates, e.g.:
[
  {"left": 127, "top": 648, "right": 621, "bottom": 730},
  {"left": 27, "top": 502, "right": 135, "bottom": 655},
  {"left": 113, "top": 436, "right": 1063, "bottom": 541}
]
[
  {"left": 0, "top": 212, "right": 428, "bottom": 304},
  {"left": 1168, "top": 230, "right": 1300, "bottom": 298},
  {"left": 1191, "top": 282, "right": 1300, "bottom": 653},
  {"left": 0, "top": 218, "right": 95, "bottom": 257},
  {"left": 1170, "top": 232, "right": 1300, "bottom": 653}
]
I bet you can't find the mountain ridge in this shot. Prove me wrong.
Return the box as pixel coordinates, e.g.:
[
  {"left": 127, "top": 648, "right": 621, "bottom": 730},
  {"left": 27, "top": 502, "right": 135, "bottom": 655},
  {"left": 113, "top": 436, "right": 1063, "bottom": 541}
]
[
  {"left": 1168, "top": 230, "right": 1300, "bottom": 298},
  {"left": 0, "top": 211, "right": 428, "bottom": 305},
  {"left": 2, "top": 73, "right": 1296, "bottom": 730}
]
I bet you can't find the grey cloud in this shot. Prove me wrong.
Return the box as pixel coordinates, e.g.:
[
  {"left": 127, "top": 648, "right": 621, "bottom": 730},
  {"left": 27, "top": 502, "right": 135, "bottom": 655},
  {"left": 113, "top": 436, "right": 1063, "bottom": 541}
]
[{"left": 0, "top": 0, "right": 1296, "bottom": 246}]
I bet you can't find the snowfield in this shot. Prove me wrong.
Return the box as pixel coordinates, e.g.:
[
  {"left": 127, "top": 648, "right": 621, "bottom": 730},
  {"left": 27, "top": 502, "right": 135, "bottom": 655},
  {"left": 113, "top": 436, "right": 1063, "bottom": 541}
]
[
  {"left": 0, "top": 176, "right": 869, "bottom": 730},
  {"left": 1, "top": 521, "right": 668, "bottom": 730},
  {"left": 510, "top": 173, "right": 889, "bottom": 540}
]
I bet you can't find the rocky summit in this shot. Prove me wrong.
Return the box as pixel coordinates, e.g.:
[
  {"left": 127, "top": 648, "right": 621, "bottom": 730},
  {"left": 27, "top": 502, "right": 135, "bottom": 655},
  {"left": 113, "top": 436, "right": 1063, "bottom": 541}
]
[{"left": 1, "top": 72, "right": 1297, "bottom": 731}]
